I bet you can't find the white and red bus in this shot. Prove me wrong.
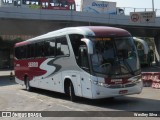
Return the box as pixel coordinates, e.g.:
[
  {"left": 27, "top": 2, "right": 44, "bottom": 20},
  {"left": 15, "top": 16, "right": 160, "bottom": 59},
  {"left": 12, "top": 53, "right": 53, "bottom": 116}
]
[
  {"left": 40, "top": 0, "right": 76, "bottom": 10},
  {"left": 14, "top": 26, "right": 143, "bottom": 101}
]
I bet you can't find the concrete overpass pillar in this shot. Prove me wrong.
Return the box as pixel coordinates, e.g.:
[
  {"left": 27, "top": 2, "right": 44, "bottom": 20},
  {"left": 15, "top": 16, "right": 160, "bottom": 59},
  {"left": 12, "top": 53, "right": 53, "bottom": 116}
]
[{"left": 154, "top": 35, "right": 160, "bottom": 65}]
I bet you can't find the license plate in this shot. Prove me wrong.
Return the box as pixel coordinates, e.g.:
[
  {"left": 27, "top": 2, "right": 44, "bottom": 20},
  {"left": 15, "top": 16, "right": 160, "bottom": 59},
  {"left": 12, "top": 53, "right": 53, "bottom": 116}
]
[{"left": 119, "top": 90, "right": 128, "bottom": 94}]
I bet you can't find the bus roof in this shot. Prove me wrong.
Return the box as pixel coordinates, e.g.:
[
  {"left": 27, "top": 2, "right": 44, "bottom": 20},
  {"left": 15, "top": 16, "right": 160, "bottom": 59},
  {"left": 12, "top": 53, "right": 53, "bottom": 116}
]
[
  {"left": 86, "top": 26, "right": 131, "bottom": 37},
  {"left": 15, "top": 26, "right": 131, "bottom": 46}
]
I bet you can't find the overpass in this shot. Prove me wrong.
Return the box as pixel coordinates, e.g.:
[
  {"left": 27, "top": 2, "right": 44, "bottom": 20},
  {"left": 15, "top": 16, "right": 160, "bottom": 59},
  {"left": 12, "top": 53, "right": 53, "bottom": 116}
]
[
  {"left": 0, "top": 7, "right": 160, "bottom": 64},
  {"left": 0, "top": 7, "right": 160, "bottom": 37}
]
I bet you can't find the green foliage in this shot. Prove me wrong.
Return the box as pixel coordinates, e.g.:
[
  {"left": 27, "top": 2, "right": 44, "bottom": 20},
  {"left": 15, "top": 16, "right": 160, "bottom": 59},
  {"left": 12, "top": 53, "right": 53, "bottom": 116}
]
[
  {"left": 0, "top": 37, "right": 24, "bottom": 48},
  {"left": 29, "top": 5, "right": 41, "bottom": 9},
  {"left": 13, "top": 37, "right": 24, "bottom": 43}
]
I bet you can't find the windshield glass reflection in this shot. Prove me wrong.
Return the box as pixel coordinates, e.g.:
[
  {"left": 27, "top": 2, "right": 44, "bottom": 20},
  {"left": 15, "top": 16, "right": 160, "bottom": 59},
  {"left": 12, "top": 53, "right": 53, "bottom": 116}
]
[{"left": 91, "top": 37, "right": 140, "bottom": 76}]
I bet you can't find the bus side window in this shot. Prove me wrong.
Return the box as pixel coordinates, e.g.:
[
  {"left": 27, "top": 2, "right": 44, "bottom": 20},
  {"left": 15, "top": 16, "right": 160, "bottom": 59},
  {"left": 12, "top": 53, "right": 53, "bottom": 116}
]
[
  {"left": 36, "top": 42, "right": 45, "bottom": 57},
  {"left": 69, "top": 34, "right": 83, "bottom": 59},
  {"left": 61, "top": 37, "right": 69, "bottom": 56},
  {"left": 26, "top": 44, "right": 34, "bottom": 59},
  {"left": 56, "top": 37, "right": 69, "bottom": 56},
  {"left": 49, "top": 39, "right": 56, "bottom": 57},
  {"left": 44, "top": 41, "right": 50, "bottom": 56},
  {"left": 15, "top": 47, "right": 20, "bottom": 59},
  {"left": 78, "top": 44, "right": 90, "bottom": 72},
  {"left": 35, "top": 43, "right": 39, "bottom": 58},
  {"left": 56, "top": 38, "right": 62, "bottom": 56},
  {"left": 30, "top": 44, "right": 35, "bottom": 58},
  {"left": 15, "top": 46, "right": 26, "bottom": 59},
  {"left": 27, "top": 45, "right": 31, "bottom": 58}
]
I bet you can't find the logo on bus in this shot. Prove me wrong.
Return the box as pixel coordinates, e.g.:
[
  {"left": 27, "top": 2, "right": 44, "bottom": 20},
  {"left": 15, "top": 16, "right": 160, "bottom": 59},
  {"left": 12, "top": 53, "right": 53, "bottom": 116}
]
[{"left": 28, "top": 62, "right": 38, "bottom": 67}]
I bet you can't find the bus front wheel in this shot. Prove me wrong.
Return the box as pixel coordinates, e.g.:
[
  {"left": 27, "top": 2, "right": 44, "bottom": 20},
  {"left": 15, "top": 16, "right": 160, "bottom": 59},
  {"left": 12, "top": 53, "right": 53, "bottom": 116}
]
[{"left": 69, "top": 82, "right": 76, "bottom": 102}]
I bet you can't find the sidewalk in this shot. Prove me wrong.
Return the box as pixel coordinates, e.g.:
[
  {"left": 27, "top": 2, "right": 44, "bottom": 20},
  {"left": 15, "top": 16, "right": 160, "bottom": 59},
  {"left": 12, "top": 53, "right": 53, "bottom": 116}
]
[{"left": 0, "top": 70, "right": 14, "bottom": 77}]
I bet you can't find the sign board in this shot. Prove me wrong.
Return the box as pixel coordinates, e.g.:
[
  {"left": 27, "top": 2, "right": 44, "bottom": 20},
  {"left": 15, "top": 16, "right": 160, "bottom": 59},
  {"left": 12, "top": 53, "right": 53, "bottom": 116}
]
[
  {"left": 82, "top": 0, "right": 117, "bottom": 14},
  {"left": 130, "top": 13, "right": 140, "bottom": 23},
  {"left": 140, "top": 11, "right": 156, "bottom": 23},
  {"left": 130, "top": 11, "right": 156, "bottom": 23}
]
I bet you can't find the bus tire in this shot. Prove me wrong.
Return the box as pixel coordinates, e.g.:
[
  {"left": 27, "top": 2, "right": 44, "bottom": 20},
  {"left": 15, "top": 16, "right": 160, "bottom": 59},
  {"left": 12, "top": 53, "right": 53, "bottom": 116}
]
[
  {"left": 69, "top": 82, "right": 76, "bottom": 102},
  {"left": 25, "top": 77, "right": 32, "bottom": 92}
]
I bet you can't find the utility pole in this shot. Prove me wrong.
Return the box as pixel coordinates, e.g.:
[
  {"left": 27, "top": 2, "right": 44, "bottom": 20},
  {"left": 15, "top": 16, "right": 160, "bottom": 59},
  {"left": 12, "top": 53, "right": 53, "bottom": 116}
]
[{"left": 152, "top": 0, "right": 154, "bottom": 11}]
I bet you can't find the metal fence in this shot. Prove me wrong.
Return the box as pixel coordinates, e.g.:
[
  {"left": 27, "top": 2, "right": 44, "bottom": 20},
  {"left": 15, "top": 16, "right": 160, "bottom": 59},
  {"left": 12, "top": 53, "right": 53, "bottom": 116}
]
[{"left": 120, "top": 7, "right": 160, "bottom": 17}]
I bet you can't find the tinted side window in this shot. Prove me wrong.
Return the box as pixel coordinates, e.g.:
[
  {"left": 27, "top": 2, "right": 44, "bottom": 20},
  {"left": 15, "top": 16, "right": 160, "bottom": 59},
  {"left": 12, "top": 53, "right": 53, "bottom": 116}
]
[
  {"left": 30, "top": 44, "right": 35, "bottom": 58},
  {"left": 69, "top": 34, "right": 84, "bottom": 57},
  {"left": 43, "top": 39, "right": 56, "bottom": 57},
  {"left": 49, "top": 39, "right": 56, "bottom": 56},
  {"left": 27, "top": 44, "right": 35, "bottom": 58},
  {"left": 15, "top": 47, "right": 20, "bottom": 59},
  {"left": 61, "top": 37, "right": 69, "bottom": 56},
  {"left": 15, "top": 46, "right": 27, "bottom": 59},
  {"left": 56, "top": 37, "right": 69, "bottom": 56},
  {"left": 22, "top": 46, "right": 27, "bottom": 59},
  {"left": 56, "top": 38, "right": 62, "bottom": 56},
  {"left": 35, "top": 42, "right": 44, "bottom": 57},
  {"left": 44, "top": 41, "right": 49, "bottom": 56},
  {"left": 34, "top": 40, "right": 56, "bottom": 58}
]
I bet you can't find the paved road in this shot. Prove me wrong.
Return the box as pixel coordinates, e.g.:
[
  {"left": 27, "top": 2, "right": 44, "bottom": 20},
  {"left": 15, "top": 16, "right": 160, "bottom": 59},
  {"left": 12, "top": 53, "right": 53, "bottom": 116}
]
[{"left": 0, "top": 75, "right": 160, "bottom": 120}]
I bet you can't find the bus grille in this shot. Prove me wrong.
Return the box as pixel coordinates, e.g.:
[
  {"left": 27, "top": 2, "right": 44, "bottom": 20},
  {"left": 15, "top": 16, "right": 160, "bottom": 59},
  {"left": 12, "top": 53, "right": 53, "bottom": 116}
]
[{"left": 108, "top": 83, "right": 136, "bottom": 89}]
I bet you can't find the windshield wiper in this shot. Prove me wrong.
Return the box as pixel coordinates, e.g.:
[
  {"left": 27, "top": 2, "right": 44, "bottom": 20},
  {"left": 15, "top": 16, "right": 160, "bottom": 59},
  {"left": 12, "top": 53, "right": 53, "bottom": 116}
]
[{"left": 121, "top": 58, "right": 135, "bottom": 75}]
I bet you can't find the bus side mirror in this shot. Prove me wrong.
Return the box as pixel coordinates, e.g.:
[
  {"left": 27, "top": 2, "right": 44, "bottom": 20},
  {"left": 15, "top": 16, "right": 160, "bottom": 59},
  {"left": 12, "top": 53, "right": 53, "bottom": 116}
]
[{"left": 81, "top": 38, "right": 93, "bottom": 54}]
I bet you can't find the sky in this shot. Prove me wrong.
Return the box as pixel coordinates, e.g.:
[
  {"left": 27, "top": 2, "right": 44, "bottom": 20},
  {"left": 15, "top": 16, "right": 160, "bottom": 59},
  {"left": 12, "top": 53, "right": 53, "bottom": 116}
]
[
  {"left": 76, "top": 0, "right": 160, "bottom": 11},
  {"left": 104, "top": 0, "right": 159, "bottom": 9}
]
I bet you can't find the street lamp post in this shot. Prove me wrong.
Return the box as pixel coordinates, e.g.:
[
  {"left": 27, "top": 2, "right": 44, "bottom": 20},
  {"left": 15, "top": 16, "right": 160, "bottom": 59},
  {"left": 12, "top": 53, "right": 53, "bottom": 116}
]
[{"left": 152, "top": 0, "right": 154, "bottom": 11}]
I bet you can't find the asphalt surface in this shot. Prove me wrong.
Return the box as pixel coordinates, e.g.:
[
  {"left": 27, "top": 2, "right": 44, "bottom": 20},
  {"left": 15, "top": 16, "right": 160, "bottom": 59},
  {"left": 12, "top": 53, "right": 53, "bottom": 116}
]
[{"left": 0, "top": 69, "right": 160, "bottom": 120}]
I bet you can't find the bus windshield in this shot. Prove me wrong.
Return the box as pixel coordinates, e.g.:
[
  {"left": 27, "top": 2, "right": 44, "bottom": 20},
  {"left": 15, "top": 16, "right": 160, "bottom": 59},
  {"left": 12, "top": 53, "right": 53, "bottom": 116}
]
[{"left": 91, "top": 37, "right": 140, "bottom": 76}]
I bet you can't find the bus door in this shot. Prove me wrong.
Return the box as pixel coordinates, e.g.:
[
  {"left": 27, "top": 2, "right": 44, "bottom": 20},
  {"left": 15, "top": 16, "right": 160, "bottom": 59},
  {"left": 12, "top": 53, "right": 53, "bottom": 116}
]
[{"left": 78, "top": 45, "right": 92, "bottom": 98}]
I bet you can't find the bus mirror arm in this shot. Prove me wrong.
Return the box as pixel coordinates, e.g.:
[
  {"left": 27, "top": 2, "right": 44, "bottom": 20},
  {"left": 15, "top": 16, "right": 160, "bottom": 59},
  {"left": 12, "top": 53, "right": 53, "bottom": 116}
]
[{"left": 81, "top": 38, "right": 93, "bottom": 54}]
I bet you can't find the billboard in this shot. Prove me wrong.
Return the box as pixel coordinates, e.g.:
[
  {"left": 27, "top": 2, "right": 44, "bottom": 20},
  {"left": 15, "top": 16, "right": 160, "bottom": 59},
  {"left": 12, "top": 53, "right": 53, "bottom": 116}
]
[{"left": 82, "top": 0, "right": 117, "bottom": 14}]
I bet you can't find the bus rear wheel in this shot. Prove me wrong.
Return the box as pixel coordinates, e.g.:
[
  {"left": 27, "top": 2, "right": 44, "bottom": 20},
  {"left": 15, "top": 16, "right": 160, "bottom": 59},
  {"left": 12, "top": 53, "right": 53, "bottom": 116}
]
[{"left": 25, "top": 77, "right": 32, "bottom": 92}]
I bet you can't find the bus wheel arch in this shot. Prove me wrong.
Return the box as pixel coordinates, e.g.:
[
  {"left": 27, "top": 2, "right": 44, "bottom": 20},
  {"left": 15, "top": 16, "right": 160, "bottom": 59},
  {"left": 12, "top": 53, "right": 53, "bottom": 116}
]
[{"left": 64, "top": 78, "right": 77, "bottom": 102}]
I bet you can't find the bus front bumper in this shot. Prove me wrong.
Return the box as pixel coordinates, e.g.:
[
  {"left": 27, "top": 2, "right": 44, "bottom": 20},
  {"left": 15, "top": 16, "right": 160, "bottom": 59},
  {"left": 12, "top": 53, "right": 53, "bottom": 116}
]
[{"left": 91, "top": 80, "right": 143, "bottom": 99}]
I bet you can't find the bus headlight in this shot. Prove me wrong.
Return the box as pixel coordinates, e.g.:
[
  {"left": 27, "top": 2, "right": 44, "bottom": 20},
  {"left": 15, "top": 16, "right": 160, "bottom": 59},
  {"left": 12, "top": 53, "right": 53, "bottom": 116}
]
[
  {"left": 93, "top": 81, "right": 108, "bottom": 87},
  {"left": 132, "top": 75, "right": 142, "bottom": 83}
]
